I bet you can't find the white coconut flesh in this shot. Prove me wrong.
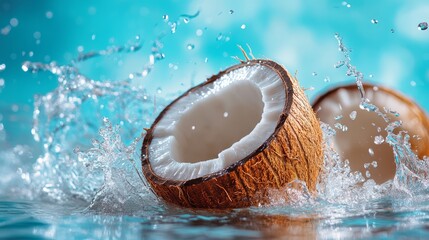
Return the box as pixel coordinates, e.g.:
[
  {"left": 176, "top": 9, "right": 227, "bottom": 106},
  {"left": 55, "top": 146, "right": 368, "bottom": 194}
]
[{"left": 149, "top": 64, "right": 286, "bottom": 181}]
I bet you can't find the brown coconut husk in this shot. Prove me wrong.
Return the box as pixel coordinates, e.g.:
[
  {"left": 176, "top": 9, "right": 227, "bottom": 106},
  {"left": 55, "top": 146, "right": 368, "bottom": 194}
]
[
  {"left": 141, "top": 59, "right": 323, "bottom": 209},
  {"left": 312, "top": 83, "right": 429, "bottom": 184}
]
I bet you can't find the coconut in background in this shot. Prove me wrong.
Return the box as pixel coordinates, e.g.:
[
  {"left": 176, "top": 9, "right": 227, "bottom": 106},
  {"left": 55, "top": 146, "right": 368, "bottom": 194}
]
[{"left": 1, "top": 0, "right": 429, "bottom": 239}]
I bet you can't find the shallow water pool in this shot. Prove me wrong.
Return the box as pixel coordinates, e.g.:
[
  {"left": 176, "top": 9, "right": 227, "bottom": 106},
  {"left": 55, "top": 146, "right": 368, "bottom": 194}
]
[{"left": 1, "top": 1, "right": 429, "bottom": 239}]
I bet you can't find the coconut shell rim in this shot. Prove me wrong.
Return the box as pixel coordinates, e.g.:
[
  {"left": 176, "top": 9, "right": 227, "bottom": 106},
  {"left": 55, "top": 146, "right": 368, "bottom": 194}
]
[
  {"left": 141, "top": 59, "right": 294, "bottom": 187},
  {"left": 311, "top": 82, "right": 429, "bottom": 124}
]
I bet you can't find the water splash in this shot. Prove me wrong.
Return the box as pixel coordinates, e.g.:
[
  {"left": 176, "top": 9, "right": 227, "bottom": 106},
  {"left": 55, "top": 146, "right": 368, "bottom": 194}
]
[{"left": 76, "top": 118, "right": 158, "bottom": 214}]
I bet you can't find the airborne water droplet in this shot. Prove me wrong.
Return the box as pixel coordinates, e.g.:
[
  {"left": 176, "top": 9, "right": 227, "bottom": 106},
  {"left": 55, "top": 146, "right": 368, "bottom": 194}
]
[
  {"left": 349, "top": 111, "right": 357, "bottom": 120},
  {"left": 241, "top": 24, "right": 246, "bottom": 30},
  {"left": 418, "top": 22, "right": 428, "bottom": 31},
  {"left": 186, "top": 44, "right": 195, "bottom": 50},
  {"left": 162, "top": 14, "right": 169, "bottom": 21},
  {"left": 374, "top": 135, "right": 384, "bottom": 145},
  {"left": 229, "top": 10, "right": 234, "bottom": 14},
  {"left": 223, "top": 112, "right": 229, "bottom": 118},
  {"left": 368, "top": 148, "right": 374, "bottom": 156},
  {"left": 0, "top": 64, "right": 5, "bottom": 72},
  {"left": 371, "top": 19, "right": 379, "bottom": 24}
]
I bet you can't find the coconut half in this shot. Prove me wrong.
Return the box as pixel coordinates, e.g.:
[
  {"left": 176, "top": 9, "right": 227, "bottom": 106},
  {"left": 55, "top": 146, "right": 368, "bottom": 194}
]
[
  {"left": 141, "top": 60, "right": 323, "bottom": 208},
  {"left": 313, "top": 83, "right": 429, "bottom": 184}
]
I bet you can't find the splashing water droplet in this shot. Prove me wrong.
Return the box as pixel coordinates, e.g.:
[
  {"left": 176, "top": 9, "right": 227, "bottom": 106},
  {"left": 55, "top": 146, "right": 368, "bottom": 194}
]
[
  {"left": 183, "top": 18, "right": 189, "bottom": 24},
  {"left": 349, "top": 111, "right": 357, "bottom": 120},
  {"left": 364, "top": 163, "right": 371, "bottom": 169},
  {"left": 324, "top": 76, "right": 331, "bottom": 83},
  {"left": 371, "top": 19, "right": 379, "bottom": 24},
  {"left": 223, "top": 112, "right": 229, "bottom": 118},
  {"left": 368, "top": 148, "right": 374, "bottom": 156},
  {"left": 156, "top": 87, "right": 162, "bottom": 94},
  {"left": 216, "top": 33, "right": 223, "bottom": 41},
  {"left": 365, "top": 170, "right": 371, "bottom": 178},
  {"left": 312, "top": 72, "right": 317, "bottom": 76},
  {"left": 196, "top": 29, "right": 203, "bottom": 36},
  {"left": 374, "top": 135, "right": 385, "bottom": 145},
  {"left": 334, "top": 61, "right": 345, "bottom": 68},
  {"left": 0, "top": 64, "right": 5, "bottom": 72},
  {"left": 240, "top": 24, "right": 246, "bottom": 29},
  {"left": 191, "top": 125, "right": 196, "bottom": 130},
  {"left": 390, "top": 28, "right": 395, "bottom": 33},
  {"left": 186, "top": 44, "right": 195, "bottom": 50},
  {"left": 371, "top": 161, "right": 378, "bottom": 168},
  {"left": 334, "top": 115, "right": 343, "bottom": 121},
  {"left": 162, "top": 14, "right": 169, "bottom": 21},
  {"left": 229, "top": 10, "right": 234, "bottom": 14},
  {"left": 334, "top": 123, "right": 348, "bottom": 132},
  {"left": 418, "top": 22, "right": 428, "bottom": 31},
  {"left": 410, "top": 81, "right": 416, "bottom": 87}
]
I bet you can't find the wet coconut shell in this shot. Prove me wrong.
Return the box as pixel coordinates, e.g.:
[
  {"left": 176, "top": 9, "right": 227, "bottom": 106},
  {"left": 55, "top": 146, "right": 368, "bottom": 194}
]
[
  {"left": 141, "top": 60, "right": 323, "bottom": 209},
  {"left": 312, "top": 83, "right": 429, "bottom": 183}
]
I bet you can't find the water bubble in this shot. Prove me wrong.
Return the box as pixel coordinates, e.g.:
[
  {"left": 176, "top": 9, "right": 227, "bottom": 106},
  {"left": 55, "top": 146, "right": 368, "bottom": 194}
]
[
  {"left": 196, "top": 29, "right": 203, "bottom": 36},
  {"left": 0, "top": 64, "right": 5, "bottom": 72},
  {"left": 374, "top": 135, "right": 384, "bottom": 145},
  {"left": 186, "top": 44, "right": 195, "bottom": 50},
  {"left": 418, "top": 22, "right": 428, "bottom": 31},
  {"left": 371, "top": 19, "right": 379, "bottom": 24},
  {"left": 229, "top": 10, "right": 234, "bottom": 14},
  {"left": 371, "top": 161, "right": 378, "bottom": 168},
  {"left": 156, "top": 87, "right": 162, "bottom": 94},
  {"left": 410, "top": 81, "right": 416, "bottom": 87},
  {"left": 365, "top": 170, "right": 371, "bottom": 178},
  {"left": 77, "top": 46, "right": 84, "bottom": 52},
  {"left": 368, "top": 148, "right": 374, "bottom": 156},
  {"left": 10, "top": 18, "right": 19, "bottom": 27},
  {"left": 223, "top": 112, "right": 229, "bottom": 118},
  {"left": 46, "top": 11, "right": 53, "bottom": 19},
  {"left": 240, "top": 24, "right": 246, "bottom": 29},
  {"left": 364, "top": 163, "right": 371, "bottom": 169},
  {"left": 377, "top": 127, "right": 381, "bottom": 133}
]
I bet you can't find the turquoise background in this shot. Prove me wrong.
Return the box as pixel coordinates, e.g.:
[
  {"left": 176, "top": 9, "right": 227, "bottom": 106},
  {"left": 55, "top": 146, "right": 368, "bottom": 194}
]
[{"left": 1, "top": 0, "right": 428, "bottom": 145}]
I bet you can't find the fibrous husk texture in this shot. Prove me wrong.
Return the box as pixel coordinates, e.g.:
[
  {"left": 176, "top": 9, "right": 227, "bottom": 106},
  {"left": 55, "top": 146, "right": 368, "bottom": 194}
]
[{"left": 141, "top": 60, "right": 323, "bottom": 209}]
